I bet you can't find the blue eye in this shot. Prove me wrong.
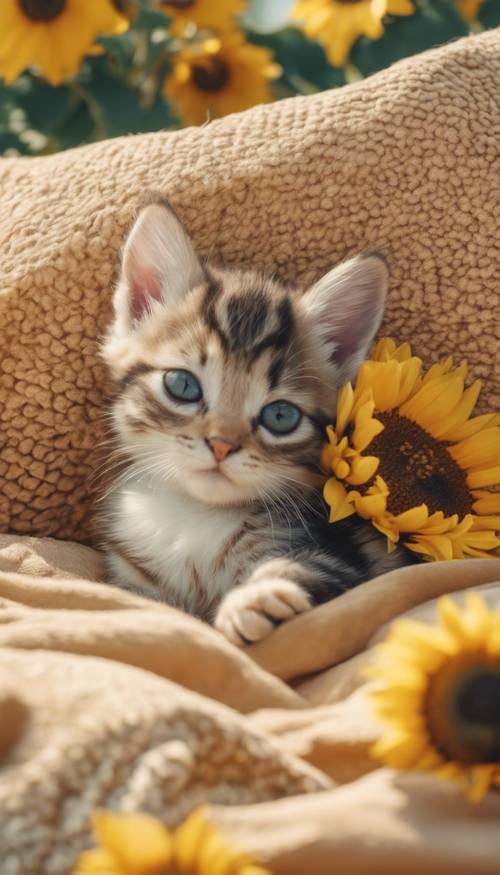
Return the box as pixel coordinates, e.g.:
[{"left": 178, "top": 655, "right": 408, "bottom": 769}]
[
  {"left": 260, "top": 401, "right": 302, "bottom": 435},
  {"left": 164, "top": 370, "right": 202, "bottom": 403}
]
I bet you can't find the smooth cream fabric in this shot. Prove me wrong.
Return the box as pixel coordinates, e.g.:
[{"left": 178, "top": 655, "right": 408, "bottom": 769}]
[{"left": 0, "top": 535, "right": 499, "bottom": 874}]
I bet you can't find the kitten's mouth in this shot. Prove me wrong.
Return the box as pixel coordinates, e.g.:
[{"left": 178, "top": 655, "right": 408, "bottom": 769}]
[{"left": 197, "top": 466, "right": 233, "bottom": 483}]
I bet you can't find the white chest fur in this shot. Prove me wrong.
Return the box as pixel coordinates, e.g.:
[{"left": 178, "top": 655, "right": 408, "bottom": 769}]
[{"left": 105, "top": 476, "right": 249, "bottom": 613}]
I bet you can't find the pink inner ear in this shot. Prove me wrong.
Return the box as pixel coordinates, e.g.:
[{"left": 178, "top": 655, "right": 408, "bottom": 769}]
[
  {"left": 129, "top": 265, "right": 163, "bottom": 322},
  {"left": 329, "top": 316, "right": 363, "bottom": 364}
]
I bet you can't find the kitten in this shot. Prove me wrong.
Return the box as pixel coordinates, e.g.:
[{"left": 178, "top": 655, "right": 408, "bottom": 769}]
[{"left": 99, "top": 198, "right": 407, "bottom": 645}]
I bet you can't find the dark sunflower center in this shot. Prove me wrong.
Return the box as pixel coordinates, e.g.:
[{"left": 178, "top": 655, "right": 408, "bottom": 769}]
[
  {"left": 192, "top": 58, "right": 230, "bottom": 93},
  {"left": 457, "top": 672, "right": 500, "bottom": 727},
  {"left": 19, "top": 0, "right": 65, "bottom": 21},
  {"left": 162, "top": 0, "right": 194, "bottom": 7},
  {"left": 368, "top": 411, "right": 472, "bottom": 518},
  {"left": 427, "top": 661, "right": 500, "bottom": 764}
]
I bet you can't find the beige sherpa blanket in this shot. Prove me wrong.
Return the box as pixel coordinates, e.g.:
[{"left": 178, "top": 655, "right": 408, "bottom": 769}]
[
  {"left": 1, "top": 29, "right": 500, "bottom": 541},
  {"left": 1, "top": 27, "right": 500, "bottom": 875},
  {"left": 0, "top": 536, "right": 499, "bottom": 874}
]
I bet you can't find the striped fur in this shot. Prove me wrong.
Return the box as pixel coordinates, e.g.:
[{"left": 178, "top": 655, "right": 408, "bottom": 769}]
[{"left": 98, "top": 199, "right": 409, "bottom": 645}]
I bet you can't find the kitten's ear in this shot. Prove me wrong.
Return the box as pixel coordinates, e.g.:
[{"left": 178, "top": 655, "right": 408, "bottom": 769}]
[
  {"left": 113, "top": 201, "right": 204, "bottom": 334},
  {"left": 301, "top": 253, "right": 388, "bottom": 384}
]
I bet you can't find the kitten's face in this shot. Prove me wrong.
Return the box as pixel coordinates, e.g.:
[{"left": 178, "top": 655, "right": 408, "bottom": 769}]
[{"left": 103, "top": 201, "right": 388, "bottom": 507}]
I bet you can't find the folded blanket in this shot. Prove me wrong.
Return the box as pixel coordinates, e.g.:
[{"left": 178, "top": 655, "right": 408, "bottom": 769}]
[
  {"left": 1, "top": 535, "right": 499, "bottom": 874},
  {"left": 1, "top": 29, "right": 499, "bottom": 541}
]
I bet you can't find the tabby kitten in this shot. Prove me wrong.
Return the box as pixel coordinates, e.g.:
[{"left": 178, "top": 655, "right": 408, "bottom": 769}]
[{"left": 100, "top": 199, "right": 404, "bottom": 645}]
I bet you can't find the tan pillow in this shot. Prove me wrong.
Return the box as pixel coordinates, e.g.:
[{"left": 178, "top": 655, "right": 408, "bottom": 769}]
[{"left": 1, "top": 30, "right": 499, "bottom": 542}]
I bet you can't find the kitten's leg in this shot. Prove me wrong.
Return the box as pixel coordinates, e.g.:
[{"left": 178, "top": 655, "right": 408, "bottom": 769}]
[{"left": 215, "top": 556, "right": 319, "bottom": 646}]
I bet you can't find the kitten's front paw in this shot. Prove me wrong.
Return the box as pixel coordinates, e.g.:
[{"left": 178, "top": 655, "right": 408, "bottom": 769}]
[{"left": 214, "top": 579, "right": 311, "bottom": 647}]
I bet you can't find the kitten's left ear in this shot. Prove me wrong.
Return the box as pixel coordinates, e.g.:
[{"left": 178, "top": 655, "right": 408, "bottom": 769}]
[
  {"left": 301, "top": 252, "right": 389, "bottom": 384},
  {"left": 113, "top": 200, "right": 205, "bottom": 336}
]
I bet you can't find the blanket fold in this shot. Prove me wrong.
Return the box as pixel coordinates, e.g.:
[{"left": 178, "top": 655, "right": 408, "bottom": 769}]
[{"left": 0, "top": 535, "right": 499, "bottom": 874}]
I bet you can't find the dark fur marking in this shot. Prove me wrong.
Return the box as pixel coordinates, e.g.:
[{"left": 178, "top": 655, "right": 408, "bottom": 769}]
[
  {"left": 309, "top": 411, "right": 330, "bottom": 435},
  {"left": 249, "top": 298, "right": 294, "bottom": 362},
  {"left": 204, "top": 277, "right": 229, "bottom": 352},
  {"left": 267, "top": 352, "right": 286, "bottom": 389},
  {"left": 119, "top": 363, "right": 156, "bottom": 389},
  {"left": 226, "top": 292, "right": 268, "bottom": 353},
  {"left": 142, "top": 389, "right": 187, "bottom": 427}
]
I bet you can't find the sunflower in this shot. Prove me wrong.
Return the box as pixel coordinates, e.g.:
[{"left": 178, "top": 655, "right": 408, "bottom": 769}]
[
  {"left": 369, "top": 592, "right": 500, "bottom": 802},
  {"left": 154, "top": 0, "right": 245, "bottom": 33},
  {"left": 455, "top": 0, "right": 484, "bottom": 21},
  {"left": 73, "top": 806, "right": 270, "bottom": 875},
  {"left": 0, "top": 0, "right": 129, "bottom": 86},
  {"left": 323, "top": 338, "right": 500, "bottom": 561},
  {"left": 164, "top": 33, "right": 281, "bottom": 126},
  {"left": 290, "top": 0, "right": 415, "bottom": 67}
]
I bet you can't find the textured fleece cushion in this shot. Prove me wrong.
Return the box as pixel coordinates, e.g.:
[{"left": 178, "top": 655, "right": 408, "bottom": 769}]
[{"left": 1, "top": 30, "right": 499, "bottom": 541}]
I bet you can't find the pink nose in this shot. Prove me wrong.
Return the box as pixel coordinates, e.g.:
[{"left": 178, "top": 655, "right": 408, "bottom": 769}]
[{"left": 206, "top": 437, "right": 238, "bottom": 462}]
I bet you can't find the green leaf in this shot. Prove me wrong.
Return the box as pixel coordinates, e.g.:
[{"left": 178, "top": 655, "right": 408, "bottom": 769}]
[
  {"left": 133, "top": 7, "right": 171, "bottom": 30},
  {"left": 0, "top": 130, "right": 30, "bottom": 155},
  {"left": 351, "top": 3, "right": 468, "bottom": 76},
  {"left": 56, "top": 100, "right": 95, "bottom": 150},
  {"left": 85, "top": 69, "right": 171, "bottom": 137},
  {"left": 478, "top": 0, "right": 500, "bottom": 27},
  {"left": 97, "top": 33, "right": 135, "bottom": 75},
  {"left": 249, "top": 28, "right": 345, "bottom": 93},
  {"left": 14, "top": 78, "right": 72, "bottom": 135}
]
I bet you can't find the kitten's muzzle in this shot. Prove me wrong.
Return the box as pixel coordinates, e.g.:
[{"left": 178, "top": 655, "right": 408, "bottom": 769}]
[{"left": 205, "top": 437, "right": 240, "bottom": 462}]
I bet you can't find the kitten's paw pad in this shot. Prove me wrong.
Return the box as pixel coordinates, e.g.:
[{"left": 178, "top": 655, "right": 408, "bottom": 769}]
[{"left": 215, "top": 580, "right": 311, "bottom": 647}]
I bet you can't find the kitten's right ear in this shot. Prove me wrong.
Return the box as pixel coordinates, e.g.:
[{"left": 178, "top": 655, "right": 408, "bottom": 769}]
[{"left": 113, "top": 201, "right": 204, "bottom": 336}]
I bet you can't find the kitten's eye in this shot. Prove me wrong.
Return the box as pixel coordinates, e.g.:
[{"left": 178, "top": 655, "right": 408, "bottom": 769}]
[
  {"left": 260, "top": 401, "right": 302, "bottom": 435},
  {"left": 163, "top": 369, "right": 202, "bottom": 403}
]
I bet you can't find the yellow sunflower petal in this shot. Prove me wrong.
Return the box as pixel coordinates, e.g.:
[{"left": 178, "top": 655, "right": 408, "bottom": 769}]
[
  {"left": 345, "top": 454, "right": 379, "bottom": 485},
  {"left": 472, "top": 493, "right": 500, "bottom": 514},
  {"left": 324, "top": 478, "right": 356, "bottom": 522},
  {"left": 432, "top": 380, "right": 482, "bottom": 440},
  {"left": 92, "top": 811, "right": 172, "bottom": 875},
  {"left": 73, "top": 848, "right": 126, "bottom": 874},
  {"left": 372, "top": 337, "right": 397, "bottom": 361},
  {"left": 391, "top": 341, "right": 413, "bottom": 362},
  {"left": 405, "top": 375, "right": 466, "bottom": 436},
  {"left": 447, "top": 412, "right": 500, "bottom": 442},
  {"left": 395, "top": 356, "right": 422, "bottom": 405},
  {"left": 471, "top": 515, "right": 500, "bottom": 531},
  {"left": 195, "top": 826, "right": 252, "bottom": 875},
  {"left": 371, "top": 731, "right": 430, "bottom": 768},
  {"left": 387, "top": 0, "right": 415, "bottom": 13},
  {"left": 174, "top": 808, "right": 209, "bottom": 872},
  {"left": 356, "top": 360, "right": 402, "bottom": 412},
  {"left": 333, "top": 458, "right": 351, "bottom": 480},
  {"left": 393, "top": 504, "right": 429, "bottom": 532},
  {"left": 352, "top": 410, "right": 385, "bottom": 452},
  {"left": 409, "top": 534, "right": 454, "bottom": 562},
  {"left": 467, "top": 466, "right": 500, "bottom": 489},
  {"left": 335, "top": 381, "right": 355, "bottom": 435},
  {"left": 352, "top": 491, "right": 388, "bottom": 520},
  {"left": 414, "top": 511, "right": 458, "bottom": 536},
  {"left": 449, "top": 427, "right": 500, "bottom": 469},
  {"left": 422, "top": 356, "right": 454, "bottom": 383},
  {"left": 466, "top": 766, "right": 498, "bottom": 803}
]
